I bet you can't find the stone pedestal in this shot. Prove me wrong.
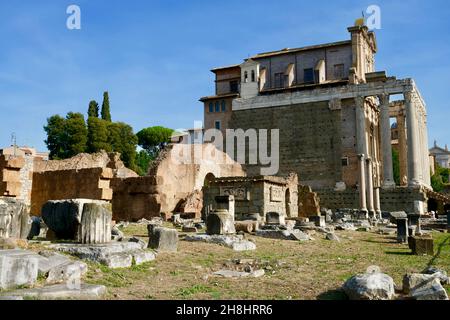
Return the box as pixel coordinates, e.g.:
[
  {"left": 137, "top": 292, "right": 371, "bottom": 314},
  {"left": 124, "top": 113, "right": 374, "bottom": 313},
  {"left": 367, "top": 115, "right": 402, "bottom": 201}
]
[
  {"left": 147, "top": 226, "right": 178, "bottom": 252},
  {"left": 409, "top": 236, "right": 434, "bottom": 256},
  {"left": 207, "top": 209, "right": 236, "bottom": 235},
  {"left": 396, "top": 218, "right": 409, "bottom": 243}
]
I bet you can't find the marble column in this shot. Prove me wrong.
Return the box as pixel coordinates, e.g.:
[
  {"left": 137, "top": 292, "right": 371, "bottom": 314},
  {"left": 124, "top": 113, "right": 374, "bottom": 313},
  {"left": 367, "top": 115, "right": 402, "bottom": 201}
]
[
  {"left": 374, "top": 187, "right": 381, "bottom": 219},
  {"left": 366, "top": 157, "right": 375, "bottom": 217},
  {"left": 422, "top": 114, "right": 431, "bottom": 187},
  {"left": 358, "top": 154, "right": 368, "bottom": 214},
  {"left": 405, "top": 91, "right": 421, "bottom": 186},
  {"left": 379, "top": 94, "right": 395, "bottom": 188},
  {"left": 355, "top": 96, "right": 368, "bottom": 214},
  {"left": 397, "top": 113, "right": 408, "bottom": 186}
]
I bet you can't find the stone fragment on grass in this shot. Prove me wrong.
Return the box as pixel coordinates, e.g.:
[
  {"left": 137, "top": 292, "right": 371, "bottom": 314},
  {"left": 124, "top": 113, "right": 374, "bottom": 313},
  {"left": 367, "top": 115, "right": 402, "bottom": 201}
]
[{"left": 342, "top": 272, "right": 395, "bottom": 300}]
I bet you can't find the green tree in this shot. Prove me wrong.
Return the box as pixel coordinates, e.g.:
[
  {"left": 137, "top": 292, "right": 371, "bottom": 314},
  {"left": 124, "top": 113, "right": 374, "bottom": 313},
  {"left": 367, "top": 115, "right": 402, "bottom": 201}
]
[
  {"left": 135, "top": 150, "right": 152, "bottom": 176},
  {"left": 101, "top": 91, "right": 112, "bottom": 122},
  {"left": 88, "top": 100, "right": 99, "bottom": 118},
  {"left": 136, "top": 126, "right": 174, "bottom": 158},
  {"left": 107, "top": 122, "right": 138, "bottom": 169},
  {"left": 64, "top": 112, "right": 88, "bottom": 158},
  {"left": 392, "top": 148, "right": 400, "bottom": 186},
  {"left": 431, "top": 172, "right": 445, "bottom": 193},
  {"left": 87, "top": 117, "right": 111, "bottom": 153},
  {"left": 44, "top": 115, "right": 67, "bottom": 159}
]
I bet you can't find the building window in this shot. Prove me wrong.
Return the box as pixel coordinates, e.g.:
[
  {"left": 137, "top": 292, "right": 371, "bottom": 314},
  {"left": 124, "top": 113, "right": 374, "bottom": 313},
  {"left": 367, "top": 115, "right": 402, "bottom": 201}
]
[
  {"left": 244, "top": 71, "right": 248, "bottom": 83},
  {"left": 209, "top": 102, "right": 213, "bottom": 113},
  {"left": 274, "top": 72, "right": 284, "bottom": 88},
  {"left": 230, "top": 80, "right": 239, "bottom": 93},
  {"left": 221, "top": 100, "right": 226, "bottom": 112},
  {"left": 304, "top": 68, "right": 314, "bottom": 83},
  {"left": 341, "top": 157, "right": 349, "bottom": 166},
  {"left": 215, "top": 121, "right": 221, "bottom": 130},
  {"left": 334, "top": 64, "right": 345, "bottom": 79},
  {"left": 215, "top": 101, "right": 220, "bottom": 112},
  {"left": 251, "top": 70, "right": 256, "bottom": 82}
]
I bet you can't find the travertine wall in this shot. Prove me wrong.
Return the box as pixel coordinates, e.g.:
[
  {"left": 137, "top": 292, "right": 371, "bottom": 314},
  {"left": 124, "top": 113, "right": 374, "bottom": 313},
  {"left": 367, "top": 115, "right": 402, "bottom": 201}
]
[
  {"left": 30, "top": 167, "right": 113, "bottom": 215},
  {"left": 317, "top": 186, "right": 428, "bottom": 214},
  {"left": 229, "top": 100, "right": 346, "bottom": 189}
]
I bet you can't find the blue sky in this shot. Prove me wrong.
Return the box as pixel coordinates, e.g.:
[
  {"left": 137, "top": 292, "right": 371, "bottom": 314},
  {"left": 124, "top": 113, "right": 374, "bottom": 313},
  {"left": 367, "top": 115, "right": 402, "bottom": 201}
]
[{"left": 0, "top": 0, "right": 449, "bottom": 151}]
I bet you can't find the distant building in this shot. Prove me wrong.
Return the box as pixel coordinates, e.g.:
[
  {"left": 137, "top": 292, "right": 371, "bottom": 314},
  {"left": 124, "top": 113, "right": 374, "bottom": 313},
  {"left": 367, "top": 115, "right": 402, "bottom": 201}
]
[
  {"left": 430, "top": 141, "right": 450, "bottom": 169},
  {"left": 0, "top": 146, "right": 49, "bottom": 160}
]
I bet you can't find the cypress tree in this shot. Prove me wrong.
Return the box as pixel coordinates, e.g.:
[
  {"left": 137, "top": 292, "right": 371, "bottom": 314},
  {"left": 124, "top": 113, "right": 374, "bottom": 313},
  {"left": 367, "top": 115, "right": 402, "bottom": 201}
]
[
  {"left": 88, "top": 100, "right": 99, "bottom": 118},
  {"left": 101, "top": 91, "right": 112, "bottom": 122}
]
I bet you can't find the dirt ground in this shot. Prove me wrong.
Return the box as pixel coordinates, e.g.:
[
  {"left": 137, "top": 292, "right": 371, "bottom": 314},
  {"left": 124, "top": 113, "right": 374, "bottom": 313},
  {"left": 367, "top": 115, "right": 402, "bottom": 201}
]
[{"left": 78, "top": 225, "right": 450, "bottom": 300}]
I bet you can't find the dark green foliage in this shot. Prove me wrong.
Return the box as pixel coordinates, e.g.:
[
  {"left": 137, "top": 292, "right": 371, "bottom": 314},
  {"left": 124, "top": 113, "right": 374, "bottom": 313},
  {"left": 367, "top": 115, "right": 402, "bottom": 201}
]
[
  {"left": 431, "top": 165, "right": 450, "bottom": 193},
  {"left": 101, "top": 91, "right": 112, "bottom": 122},
  {"left": 44, "top": 113, "right": 87, "bottom": 159},
  {"left": 107, "top": 122, "right": 138, "bottom": 169},
  {"left": 87, "top": 117, "right": 111, "bottom": 153},
  {"left": 44, "top": 115, "right": 67, "bottom": 160},
  {"left": 88, "top": 100, "right": 99, "bottom": 118},
  {"left": 136, "top": 126, "right": 174, "bottom": 157},
  {"left": 392, "top": 148, "right": 400, "bottom": 186},
  {"left": 135, "top": 150, "right": 152, "bottom": 176}
]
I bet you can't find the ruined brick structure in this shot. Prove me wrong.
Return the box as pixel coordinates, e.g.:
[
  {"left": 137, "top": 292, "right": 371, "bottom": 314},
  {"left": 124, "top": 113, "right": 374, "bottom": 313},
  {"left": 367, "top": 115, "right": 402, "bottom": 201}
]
[
  {"left": 201, "top": 21, "right": 433, "bottom": 216},
  {"left": 112, "top": 144, "right": 245, "bottom": 221}
]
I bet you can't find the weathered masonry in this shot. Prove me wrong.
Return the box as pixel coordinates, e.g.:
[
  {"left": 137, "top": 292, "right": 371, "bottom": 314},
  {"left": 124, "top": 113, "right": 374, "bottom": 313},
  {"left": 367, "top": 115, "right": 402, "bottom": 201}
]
[{"left": 200, "top": 21, "right": 433, "bottom": 215}]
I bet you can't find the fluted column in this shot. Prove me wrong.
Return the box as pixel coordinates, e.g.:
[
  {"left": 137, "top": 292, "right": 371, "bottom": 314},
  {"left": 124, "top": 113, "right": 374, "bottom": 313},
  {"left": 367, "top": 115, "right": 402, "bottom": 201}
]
[
  {"left": 358, "top": 154, "right": 367, "bottom": 214},
  {"left": 374, "top": 187, "right": 381, "bottom": 219},
  {"left": 405, "top": 91, "right": 421, "bottom": 186},
  {"left": 366, "top": 157, "right": 375, "bottom": 217},
  {"left": 379, "top": 94, "right": 395, "bottom": 188},
  {"left": 397, "top": 113, "right": 408, "bottom": 186},
  {"left": 355, "top": 96, "right": 368, "bottom": 214}
]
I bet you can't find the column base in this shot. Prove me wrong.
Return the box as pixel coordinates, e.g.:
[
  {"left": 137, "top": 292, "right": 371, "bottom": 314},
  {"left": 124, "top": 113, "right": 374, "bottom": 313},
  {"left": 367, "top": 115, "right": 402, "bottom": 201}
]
[{"left": 408, "top": 180, "right": 422, "bottom": 188}]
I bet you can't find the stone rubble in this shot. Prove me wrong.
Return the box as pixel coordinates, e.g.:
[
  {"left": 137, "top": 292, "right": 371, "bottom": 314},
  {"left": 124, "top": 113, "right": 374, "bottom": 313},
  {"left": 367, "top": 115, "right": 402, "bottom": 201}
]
[{"left": 184, "top": 234, "right": 256, "bottom": 251}]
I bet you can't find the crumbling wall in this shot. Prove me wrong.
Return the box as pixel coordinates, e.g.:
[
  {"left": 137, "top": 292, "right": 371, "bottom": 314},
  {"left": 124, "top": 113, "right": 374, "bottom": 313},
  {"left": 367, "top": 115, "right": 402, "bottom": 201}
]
[
  {"left": 30, "top": 167, "right": 113, "bottom": 215},
  {"left": 112, "top": 144, "right": 245, "bottom": 222},
  {"left": 0, "top": 155, "right": 24, "bottom": 198}
]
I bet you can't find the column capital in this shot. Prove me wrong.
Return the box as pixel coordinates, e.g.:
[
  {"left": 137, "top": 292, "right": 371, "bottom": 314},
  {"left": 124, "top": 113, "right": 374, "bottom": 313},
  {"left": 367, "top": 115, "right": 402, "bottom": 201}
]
[
  {"left": 357, "top": 154, "right": 365, "bottom": 160},
  {"left": 404, "top": 90, "right": 413, "bottom": 103},
  {"left": 378, "top": 93, "right": 390, "bottom": 106}
]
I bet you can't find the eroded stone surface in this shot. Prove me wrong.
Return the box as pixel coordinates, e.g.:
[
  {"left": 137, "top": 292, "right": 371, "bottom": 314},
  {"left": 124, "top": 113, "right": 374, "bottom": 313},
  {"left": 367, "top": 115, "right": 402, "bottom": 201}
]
[
  {"left": 342, "top": 272, "right": 395, "bottom": 300},
  {"left": 1, "top": 283, "right": 106, "bottom": 300},
  {"left": 184, "top": 234, "right": 256, "bottom": 251}
]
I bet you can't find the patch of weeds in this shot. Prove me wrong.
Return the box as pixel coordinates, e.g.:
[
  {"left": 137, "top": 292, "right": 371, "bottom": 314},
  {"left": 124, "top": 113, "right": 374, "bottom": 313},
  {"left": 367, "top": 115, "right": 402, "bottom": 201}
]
[
  {"left": 170, "top": 270, "right": 182, "bottom": 276},
  {"left": 130, "top": 261, "right": 155, "bottom": 273},
  {"left": 176, "top": 284, "right": 213, "bottom": 297},
  {"left": 210, "top": 290, "right": 222, "bottom": 299}
]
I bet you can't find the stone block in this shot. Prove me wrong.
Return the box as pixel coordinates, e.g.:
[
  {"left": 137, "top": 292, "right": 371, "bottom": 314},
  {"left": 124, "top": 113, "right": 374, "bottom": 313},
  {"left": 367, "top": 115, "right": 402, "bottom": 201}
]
[
  {"left": 99, "top": 253, "right": 132, "bottom": 269},
  {"left": 265, "top": 212, "right": 285, "bottom": 225},
  {"left": 132, "top": 250, "right": 156, "bottom": 265},
  {"left": 148, "top": 226, "right": 178, "bottom": 252},
  {"left": 396, "top": 218, "right": 409, "bottom": 243},
  {"left": 206, "top": 209, "right": 236, "bottom": 235},
  {"left": 46, "top": 261, "right": 87, "bottom": 285},
  {"left": 0, "top": 253, "right": 38, "bottom": 290},
  {"left": 409, "top": 236, "right": 434, "bottom": 256},
  {"left": 0, "top": 197, "right": 32, "bottom": 239},
  {"left": 309, "top": 215, "right": 325, "bottom": 227}
]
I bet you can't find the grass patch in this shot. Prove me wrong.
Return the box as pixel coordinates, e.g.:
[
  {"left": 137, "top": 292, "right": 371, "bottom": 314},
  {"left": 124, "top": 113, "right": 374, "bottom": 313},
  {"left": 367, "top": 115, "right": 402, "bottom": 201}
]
[{"left": 176, "top": 284, "right": 214, "bottom": 297}]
